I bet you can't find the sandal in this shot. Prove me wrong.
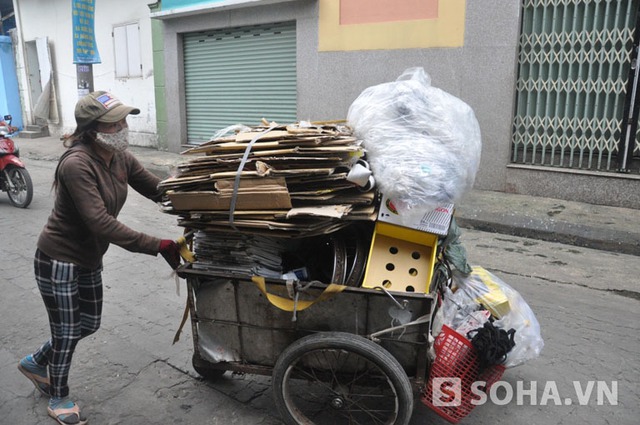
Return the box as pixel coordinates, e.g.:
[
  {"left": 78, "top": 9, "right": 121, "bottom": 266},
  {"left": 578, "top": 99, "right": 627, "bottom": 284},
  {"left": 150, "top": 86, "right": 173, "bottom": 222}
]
[
  {"left": 17, "top": 360, "right": 50, "bottom": 397},
  {"left": 47, "top": 401, "right": 88, "bottom": 425}
]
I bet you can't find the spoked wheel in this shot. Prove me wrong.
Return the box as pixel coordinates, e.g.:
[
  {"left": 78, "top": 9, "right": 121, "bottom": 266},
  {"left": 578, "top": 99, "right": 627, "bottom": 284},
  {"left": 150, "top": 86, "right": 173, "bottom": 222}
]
[
  {"left": 5, "top": 166, "right": 33, "bottom": 208},
  {"left": 272, "top": 332, "right": 413, "bottom": 425}
]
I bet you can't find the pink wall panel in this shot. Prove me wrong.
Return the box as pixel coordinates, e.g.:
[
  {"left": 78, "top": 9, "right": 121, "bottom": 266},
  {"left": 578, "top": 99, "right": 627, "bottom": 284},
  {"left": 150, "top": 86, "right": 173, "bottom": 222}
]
[{"left": 339, "top": 0, "right": 438, "bottom": 25}]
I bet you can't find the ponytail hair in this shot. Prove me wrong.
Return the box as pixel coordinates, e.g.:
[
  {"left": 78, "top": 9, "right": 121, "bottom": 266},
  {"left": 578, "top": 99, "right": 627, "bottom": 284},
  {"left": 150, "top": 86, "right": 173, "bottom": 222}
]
[{"left": 53, "top": 123, "right": 98, "bottom": 190}]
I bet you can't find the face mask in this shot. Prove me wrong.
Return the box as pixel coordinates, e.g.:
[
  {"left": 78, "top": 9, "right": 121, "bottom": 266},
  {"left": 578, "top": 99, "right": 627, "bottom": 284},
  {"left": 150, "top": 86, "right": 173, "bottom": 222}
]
[{"left": 94, "top": 127, "right": 129, "bottom": 152}]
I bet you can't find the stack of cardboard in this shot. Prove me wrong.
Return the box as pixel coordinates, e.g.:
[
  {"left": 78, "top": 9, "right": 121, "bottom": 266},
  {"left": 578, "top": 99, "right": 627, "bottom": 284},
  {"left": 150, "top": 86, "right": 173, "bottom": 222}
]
[{"left": 159, "top": 120, "right": 377, "bottom": 238}]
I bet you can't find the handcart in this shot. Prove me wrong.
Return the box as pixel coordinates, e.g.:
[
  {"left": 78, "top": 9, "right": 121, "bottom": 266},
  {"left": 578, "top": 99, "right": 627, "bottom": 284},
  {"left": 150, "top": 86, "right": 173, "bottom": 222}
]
[
  {"left": 173, "top": 211, "right": 509, "bottom": 425},
  {"left": 179, "top": 267, "right": 444, "bottom": 424},
  {"left": 177, "top": 262, "right": 446, "bottom": 425}
]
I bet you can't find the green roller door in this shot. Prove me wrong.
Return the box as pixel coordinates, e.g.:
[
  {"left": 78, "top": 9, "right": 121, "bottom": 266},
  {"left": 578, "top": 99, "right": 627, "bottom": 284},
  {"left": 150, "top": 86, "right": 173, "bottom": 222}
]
[{"left": 183, "top": 22, "right": 297, "bottom": 144}]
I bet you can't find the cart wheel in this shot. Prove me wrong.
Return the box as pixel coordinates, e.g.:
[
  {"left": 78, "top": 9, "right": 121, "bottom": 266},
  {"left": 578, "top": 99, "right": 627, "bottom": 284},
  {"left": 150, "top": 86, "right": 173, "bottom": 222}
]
[
  {"left": 192, "top": 353, "right": 226, "bottom": 381},
  {"left": 272, "top": 332, "right": 413, "bottom": 425}
]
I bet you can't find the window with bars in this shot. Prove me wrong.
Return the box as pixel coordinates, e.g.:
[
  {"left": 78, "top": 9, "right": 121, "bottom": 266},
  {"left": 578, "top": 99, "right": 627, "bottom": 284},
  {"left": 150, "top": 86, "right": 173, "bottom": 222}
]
[{"left": 512, "top": 0, "right": 639, "bottom": 172}]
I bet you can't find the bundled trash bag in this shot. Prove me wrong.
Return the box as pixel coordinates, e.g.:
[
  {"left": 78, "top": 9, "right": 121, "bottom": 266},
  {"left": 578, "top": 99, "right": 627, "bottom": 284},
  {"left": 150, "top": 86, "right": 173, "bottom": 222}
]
[
  {"left": 452, "top": 267, "right": 544, "bottom": 367},
  {"left": 468, "top": 321, "right": 516, "bottom": 371},
  {"left": 347, "top": 67, "right": 482, "bottom": 224}
]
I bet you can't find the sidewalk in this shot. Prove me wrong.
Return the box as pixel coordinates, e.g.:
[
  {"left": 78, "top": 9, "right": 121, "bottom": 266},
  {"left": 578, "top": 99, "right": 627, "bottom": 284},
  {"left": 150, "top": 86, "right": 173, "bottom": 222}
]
[{"left": 16, "top": 134, "right": 640, "bottom": 256}]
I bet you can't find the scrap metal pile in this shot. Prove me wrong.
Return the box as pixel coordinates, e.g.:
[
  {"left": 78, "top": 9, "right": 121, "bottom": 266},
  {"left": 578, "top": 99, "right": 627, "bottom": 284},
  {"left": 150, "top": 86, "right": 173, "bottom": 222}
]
[{"left": 159, "top": 120, "right": 376, "bottom": 279}]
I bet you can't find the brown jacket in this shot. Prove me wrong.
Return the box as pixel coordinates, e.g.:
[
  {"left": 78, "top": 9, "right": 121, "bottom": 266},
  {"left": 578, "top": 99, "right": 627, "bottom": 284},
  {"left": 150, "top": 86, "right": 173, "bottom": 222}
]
[{"left": 37, "top": 142, "right": 162, "bottom": 269}]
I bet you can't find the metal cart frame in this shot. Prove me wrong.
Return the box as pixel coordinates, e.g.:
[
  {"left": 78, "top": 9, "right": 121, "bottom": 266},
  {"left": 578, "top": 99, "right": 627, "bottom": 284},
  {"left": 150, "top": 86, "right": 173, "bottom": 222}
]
[{"left": 177, "top": 265, "right": 441, "bottom": 425}]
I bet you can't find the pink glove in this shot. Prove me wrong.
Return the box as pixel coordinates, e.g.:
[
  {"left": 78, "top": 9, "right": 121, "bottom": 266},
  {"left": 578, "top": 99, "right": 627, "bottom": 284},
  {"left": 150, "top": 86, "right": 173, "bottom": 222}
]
[{"left": 159, "top": 239, "right": 181, "bottom": 269}]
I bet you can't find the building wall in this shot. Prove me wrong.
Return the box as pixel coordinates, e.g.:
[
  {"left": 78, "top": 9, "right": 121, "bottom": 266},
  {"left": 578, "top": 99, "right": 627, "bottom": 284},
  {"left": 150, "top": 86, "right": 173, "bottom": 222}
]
[
  {"left": 156, "top": 0, "right": 639, "bottom": 208},
  {"left": 0, "top": 35, "right": 23, "bottom": 129},
  {"left": 158, "top": 0, "right": 520, "bottom": 193},
  {"left": 149, "top": 1, "right": 168, "bottom": 151},
  {"left": 12, "top": 0, "right": 158, "bottom": 147},
  {"left": 309, "top": 0, "right": 522, "bottom": 194}
]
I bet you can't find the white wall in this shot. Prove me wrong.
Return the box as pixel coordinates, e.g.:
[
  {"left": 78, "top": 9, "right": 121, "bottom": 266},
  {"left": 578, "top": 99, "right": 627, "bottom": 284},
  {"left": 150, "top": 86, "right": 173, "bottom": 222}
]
[{"left": 13, "top": 0, "right": 157, "bottom": 147}]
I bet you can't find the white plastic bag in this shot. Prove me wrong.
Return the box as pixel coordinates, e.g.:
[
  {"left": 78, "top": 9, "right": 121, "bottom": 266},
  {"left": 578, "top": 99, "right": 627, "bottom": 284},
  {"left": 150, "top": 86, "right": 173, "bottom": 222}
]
[
  {"left": 452, "top": 267, "right": 544, "bottom": 368},
  {"left": 347, "top": 67, "right": 481, "bottom": 224},
  {"left": 437, "top": 285, "right": 482, "bottom": 333}
]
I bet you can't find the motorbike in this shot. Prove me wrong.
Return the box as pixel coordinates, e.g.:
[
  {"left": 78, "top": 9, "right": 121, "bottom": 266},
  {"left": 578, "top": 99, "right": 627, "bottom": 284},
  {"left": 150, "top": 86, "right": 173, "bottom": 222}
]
[{"left": 0, "top": 115, "right": 33, "bottom": 208}]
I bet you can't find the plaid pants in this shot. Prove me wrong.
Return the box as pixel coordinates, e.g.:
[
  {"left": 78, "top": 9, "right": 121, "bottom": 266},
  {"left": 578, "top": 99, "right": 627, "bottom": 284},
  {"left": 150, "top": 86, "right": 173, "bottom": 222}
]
[{"left": 30, "top": 249, "right": 103, "bottom": 398}]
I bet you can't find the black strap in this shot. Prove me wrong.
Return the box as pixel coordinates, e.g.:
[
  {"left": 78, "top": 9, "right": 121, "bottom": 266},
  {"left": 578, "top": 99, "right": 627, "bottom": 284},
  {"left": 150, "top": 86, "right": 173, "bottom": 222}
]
[{"left": 468, "top": 321, "right": 516, "bottom": 371}]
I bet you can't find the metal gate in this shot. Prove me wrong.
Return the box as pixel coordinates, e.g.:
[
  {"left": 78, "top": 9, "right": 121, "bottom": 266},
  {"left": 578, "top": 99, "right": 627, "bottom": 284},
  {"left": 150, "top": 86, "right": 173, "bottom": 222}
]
[
  {"left": 512, "top": 0, "right": 640, "bottom": 173},
  {"left": 183, "top": 22, "right": 297, "bottom": 145}
]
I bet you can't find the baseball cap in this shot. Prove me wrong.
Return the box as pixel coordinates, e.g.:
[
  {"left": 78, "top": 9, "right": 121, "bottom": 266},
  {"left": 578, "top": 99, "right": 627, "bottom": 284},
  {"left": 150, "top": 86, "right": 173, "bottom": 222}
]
[{"left": 75, "top": 91, "right": 140, "bottom": 129}]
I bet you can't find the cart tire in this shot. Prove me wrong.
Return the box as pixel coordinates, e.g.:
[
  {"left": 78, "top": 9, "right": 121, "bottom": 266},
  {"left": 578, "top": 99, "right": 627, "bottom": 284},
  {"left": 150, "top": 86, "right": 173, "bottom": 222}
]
[
  {"left": 192, "top": 353, "right": 225, "bottom": 381},
  {"left": 272, "top": 332, "right": 413, "bottom": 425}
]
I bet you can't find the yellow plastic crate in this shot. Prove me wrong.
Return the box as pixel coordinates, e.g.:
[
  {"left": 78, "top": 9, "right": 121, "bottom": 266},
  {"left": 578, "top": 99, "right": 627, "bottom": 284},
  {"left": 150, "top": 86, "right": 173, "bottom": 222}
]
[{"left": 361, "top": 221, "right": 438, "bottom": 293}]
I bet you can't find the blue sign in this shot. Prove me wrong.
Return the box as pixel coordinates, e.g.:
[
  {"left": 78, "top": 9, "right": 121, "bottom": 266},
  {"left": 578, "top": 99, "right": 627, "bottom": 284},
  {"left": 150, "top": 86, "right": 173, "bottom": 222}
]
[{"left": 72, "top": 0, "right": 101, "bottom": 64}]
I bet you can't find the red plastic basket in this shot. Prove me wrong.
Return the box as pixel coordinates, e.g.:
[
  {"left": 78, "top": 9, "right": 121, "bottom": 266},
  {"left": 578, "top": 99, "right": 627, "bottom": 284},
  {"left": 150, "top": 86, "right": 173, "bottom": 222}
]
[{"left": 421, "top": 325, "right": 506, "bottom": 423}]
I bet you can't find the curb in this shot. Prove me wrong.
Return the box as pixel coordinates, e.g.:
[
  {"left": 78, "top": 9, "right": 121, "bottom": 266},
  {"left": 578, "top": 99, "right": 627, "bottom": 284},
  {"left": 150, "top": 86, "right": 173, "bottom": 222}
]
[{"left": 456, "top": 217, "right": 640, "bottom": 257}]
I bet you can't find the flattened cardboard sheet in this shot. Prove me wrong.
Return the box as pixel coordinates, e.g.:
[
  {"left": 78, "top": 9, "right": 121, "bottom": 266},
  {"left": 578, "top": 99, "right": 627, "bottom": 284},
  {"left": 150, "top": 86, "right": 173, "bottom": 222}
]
[{"left": 169, "top": 178, "right": 291, "bottom": 211}]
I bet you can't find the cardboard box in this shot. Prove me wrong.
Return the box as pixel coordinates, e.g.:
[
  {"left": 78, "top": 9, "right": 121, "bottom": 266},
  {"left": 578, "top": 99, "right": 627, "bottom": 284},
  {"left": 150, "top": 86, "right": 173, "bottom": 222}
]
[
  {"left": 361, "top": 221, "right": 438, "bottom": 293},
  {"left": 168, "top": 178, "right": 292, "bottom": 211},
  {"left": 377, "top": 194, "right": 454, "bottom": 236}
]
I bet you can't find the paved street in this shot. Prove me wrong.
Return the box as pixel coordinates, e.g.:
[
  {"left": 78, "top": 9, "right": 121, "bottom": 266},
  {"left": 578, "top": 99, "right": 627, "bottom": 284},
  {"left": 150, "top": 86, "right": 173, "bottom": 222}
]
[{"left": 0, "top": 156, "right": 638, "bottom": 424}]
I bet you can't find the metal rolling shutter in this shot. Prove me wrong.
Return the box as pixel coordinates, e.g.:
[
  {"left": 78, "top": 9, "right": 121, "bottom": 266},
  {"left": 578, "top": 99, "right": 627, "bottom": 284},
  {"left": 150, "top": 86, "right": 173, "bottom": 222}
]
[
  {"left": 512, "top": 0, "right": 638, "bottom": 171},
  {"left": 183, "top": 22, "right": 297, "bottom": 144}
]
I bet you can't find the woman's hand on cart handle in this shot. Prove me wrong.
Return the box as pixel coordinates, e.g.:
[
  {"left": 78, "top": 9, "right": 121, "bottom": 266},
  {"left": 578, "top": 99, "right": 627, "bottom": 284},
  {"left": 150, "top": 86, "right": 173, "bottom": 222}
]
[{"left": 159, "top": 239, "right": 182, "bottom": 269}]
